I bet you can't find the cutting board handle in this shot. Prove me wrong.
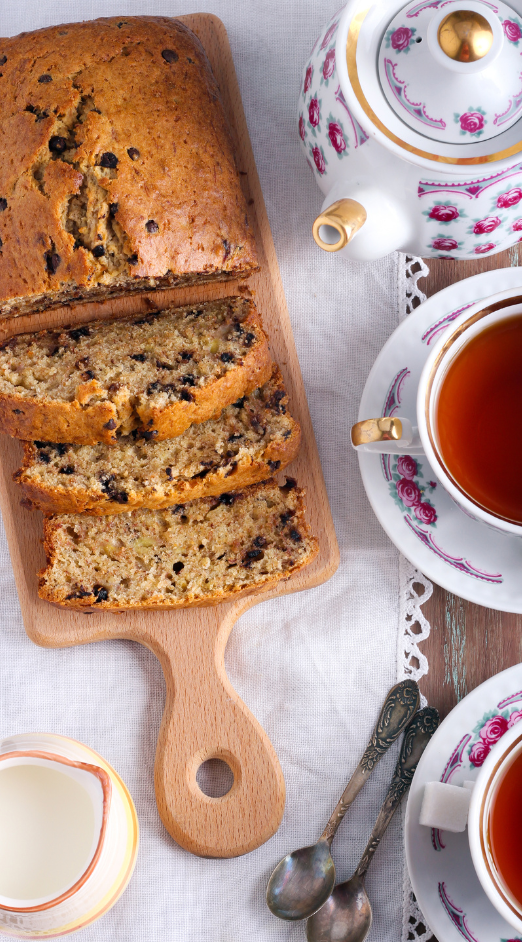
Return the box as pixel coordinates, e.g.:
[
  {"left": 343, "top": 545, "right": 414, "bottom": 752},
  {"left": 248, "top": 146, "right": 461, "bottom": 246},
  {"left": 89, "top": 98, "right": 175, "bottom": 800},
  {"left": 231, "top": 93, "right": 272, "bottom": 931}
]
[{"left": 146, "top": 606, "right": 285, "bottom": 858}]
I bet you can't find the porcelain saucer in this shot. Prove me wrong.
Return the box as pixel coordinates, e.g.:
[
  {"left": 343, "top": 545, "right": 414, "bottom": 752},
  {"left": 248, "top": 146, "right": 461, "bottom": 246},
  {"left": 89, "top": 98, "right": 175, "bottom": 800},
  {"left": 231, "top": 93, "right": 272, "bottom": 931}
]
[
  {"left": 405, "top": 663, "right": 522, "bottom": 942},
  {"left": 357, "top": 267, "right": 522, "bottom": 613}
]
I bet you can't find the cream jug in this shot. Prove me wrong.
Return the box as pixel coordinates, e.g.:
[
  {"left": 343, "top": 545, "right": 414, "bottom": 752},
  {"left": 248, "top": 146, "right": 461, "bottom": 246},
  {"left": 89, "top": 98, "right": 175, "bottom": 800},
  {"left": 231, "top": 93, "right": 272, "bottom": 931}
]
[
  {"left": 0, "top": 733, "right": 138, "bottom": 938},
  {"left": 299, "top": 0, "right": 522, "bottom": 260}
]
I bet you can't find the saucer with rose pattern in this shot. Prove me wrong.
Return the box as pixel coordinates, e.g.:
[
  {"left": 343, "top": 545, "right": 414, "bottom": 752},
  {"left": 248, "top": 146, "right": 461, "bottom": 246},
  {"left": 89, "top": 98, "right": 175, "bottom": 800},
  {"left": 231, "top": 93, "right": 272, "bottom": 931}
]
[
  {"left": 357, "top": 266, "right": 522, "bottom": 613},
  {"left": 405, "top": 663, "right": 522, "bottom": 942}
]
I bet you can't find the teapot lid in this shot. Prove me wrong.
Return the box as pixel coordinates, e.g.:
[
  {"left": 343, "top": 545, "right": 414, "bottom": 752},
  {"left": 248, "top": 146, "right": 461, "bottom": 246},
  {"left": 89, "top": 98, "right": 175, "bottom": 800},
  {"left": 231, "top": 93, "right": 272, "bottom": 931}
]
[{"left": 378, "top": 0, "right": 522, "bottom": 144}]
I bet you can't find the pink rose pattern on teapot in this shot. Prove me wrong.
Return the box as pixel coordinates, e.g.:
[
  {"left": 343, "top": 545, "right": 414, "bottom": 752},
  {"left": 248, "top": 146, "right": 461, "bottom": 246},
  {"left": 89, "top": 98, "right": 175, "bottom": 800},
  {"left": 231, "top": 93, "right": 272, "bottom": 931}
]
[
  {"left": 298, "top": 10, "right": 369, "bottom": 179},
  {"left": 503, "top": 17, "right": 522, "bottom": 43},
  {"left": 419, "top": 161, "right": 522, "bottom": 257},
  {"left": 299, "top": 8, "right": 522, "bottom": 259},
  {"left": 455, "top": 109, "right": 486, "bottom": 138}
]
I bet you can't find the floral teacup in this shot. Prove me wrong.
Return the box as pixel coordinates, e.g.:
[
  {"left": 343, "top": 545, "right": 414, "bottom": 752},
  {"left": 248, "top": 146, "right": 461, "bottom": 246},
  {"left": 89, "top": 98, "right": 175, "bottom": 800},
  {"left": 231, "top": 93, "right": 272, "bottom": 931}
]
[
  {"left": 352, "top": 286, "right": 522, "bottom": 537},
  {"left": 469, "top": 721, "right": 522, "bottom": 934}
]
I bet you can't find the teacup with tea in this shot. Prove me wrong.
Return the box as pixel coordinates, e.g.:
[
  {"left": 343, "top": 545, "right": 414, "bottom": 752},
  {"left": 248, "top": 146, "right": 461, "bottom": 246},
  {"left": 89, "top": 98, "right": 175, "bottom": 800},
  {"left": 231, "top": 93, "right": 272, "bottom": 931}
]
[
  {"left": 352, "top": 289, "right": 522, "bottom": 536},
  {"left": 468, "top": 721, "right": 522, "bottom": 933}
]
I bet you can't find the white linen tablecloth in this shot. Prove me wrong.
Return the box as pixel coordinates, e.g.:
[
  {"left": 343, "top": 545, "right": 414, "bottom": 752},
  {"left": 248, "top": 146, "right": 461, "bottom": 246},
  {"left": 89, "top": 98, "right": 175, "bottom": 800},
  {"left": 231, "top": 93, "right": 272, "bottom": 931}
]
[{"left": 0, "top": 3, "right": 432, "bottom": 940}]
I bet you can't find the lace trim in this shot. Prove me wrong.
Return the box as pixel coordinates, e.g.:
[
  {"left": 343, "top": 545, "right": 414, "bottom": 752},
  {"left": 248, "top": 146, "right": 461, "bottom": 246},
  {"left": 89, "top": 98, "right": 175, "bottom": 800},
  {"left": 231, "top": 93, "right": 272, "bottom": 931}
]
[
  {"left": 403, "top": 878, "right": 435, "bottom": 942},
  {"left": 398, "top": 254, "right": 429, "bottom": 322},
  {"left": 398, "top": 555, "right": 432, "bottom": 698},
  {"left": 398, "top": 253, "right": 434, "bottom": 942}
]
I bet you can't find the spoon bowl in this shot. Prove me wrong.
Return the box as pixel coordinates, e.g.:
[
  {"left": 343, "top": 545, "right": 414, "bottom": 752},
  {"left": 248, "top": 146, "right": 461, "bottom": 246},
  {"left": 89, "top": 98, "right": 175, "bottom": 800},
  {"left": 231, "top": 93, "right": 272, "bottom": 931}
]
[
  {"left": 305, "top": 707, "right": 440, "bottom": 942},
  {"left": 266, "top": 680, "right": 420, "bottom": 922},
  {"left": 306, "top": 875, "right": 371, "bottom": 942},
  {"left": 266, "top": 839, "right": 335, "bottom": 920}
]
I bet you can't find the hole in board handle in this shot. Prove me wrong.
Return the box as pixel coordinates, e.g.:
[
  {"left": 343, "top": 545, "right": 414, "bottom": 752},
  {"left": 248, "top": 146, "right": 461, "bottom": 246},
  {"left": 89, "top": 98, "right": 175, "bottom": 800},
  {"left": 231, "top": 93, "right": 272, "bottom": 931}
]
[{"left": 196, "top": 758, "right": 234, "bottom": 798}]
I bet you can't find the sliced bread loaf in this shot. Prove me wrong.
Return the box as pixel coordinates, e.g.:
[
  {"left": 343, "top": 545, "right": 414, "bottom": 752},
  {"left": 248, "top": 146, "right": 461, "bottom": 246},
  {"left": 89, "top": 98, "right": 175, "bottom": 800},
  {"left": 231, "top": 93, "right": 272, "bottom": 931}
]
[
  {"left": 0, "top": 298, "right": 271, "bottom": 444},
  {"left": 15, "top": 368, "right": 301, "bottom": 514},
  {"left": 38, "top": 479, "right": 318, "bottom": 610}
]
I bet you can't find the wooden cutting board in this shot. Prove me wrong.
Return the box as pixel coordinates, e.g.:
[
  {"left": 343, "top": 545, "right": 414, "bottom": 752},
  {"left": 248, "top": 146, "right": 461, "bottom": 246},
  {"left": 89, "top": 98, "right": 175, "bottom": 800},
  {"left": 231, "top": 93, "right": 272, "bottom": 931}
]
[{"left": 0, "top": 14, "right": 339, "bottom": 858}]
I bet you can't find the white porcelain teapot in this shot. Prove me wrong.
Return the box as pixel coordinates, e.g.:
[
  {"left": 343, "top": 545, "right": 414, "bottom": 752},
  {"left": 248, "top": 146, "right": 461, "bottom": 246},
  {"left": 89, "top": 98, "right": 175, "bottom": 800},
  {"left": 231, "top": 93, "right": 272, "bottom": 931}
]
[{"left": 299, "top": 0, "right": 522, "bottom": 260}]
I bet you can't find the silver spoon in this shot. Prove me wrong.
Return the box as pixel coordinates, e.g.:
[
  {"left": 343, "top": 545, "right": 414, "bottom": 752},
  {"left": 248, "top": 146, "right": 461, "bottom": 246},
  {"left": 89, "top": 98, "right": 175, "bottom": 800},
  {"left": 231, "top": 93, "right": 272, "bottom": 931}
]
[
  {"left": 306, "top": 706, "right": 440, "bottom": 942},
  {"left": 266, "top": 679, "right": 420, "bottom": 921}
]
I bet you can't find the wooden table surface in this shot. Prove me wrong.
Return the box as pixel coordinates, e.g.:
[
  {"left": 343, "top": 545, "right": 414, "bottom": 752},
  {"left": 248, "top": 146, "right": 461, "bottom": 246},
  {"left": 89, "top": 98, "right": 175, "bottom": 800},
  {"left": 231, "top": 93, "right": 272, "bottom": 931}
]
[{"left": 418, "top": 244, "right": 522, "bottom": 720}]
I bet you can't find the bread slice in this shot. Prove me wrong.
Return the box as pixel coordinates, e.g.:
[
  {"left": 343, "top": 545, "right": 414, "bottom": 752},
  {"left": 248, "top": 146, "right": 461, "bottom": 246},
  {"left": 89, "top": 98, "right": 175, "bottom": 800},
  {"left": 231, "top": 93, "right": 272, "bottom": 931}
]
[
  {"left": 15, "top": 368, "right": 301, "bottom": 515},
  {"left": 38, "top": 479, "right": 318, "bottom": 610},
  {"left": 0, "top": 298, "right": 271, "bottom": 444},
  {"left": 0, "top": 17, "right": 258, "bottom": 320}
]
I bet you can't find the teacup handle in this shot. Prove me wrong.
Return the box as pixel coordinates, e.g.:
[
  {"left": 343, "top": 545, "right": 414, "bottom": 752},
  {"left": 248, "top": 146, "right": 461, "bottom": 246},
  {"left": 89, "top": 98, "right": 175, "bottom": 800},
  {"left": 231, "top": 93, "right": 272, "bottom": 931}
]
[{"left": 351, "top": 417, "right": 424, "bottom": 454}]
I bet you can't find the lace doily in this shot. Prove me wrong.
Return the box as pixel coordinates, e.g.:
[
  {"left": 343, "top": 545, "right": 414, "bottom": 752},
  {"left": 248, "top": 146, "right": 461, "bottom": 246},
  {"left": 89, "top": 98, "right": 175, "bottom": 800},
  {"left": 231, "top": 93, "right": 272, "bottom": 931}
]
[
  {"left": 399, "top": 255, "right": 430, "bottom": 321},
  {"left": 398, "top": 254, "right": 435, "bottom": 942}
]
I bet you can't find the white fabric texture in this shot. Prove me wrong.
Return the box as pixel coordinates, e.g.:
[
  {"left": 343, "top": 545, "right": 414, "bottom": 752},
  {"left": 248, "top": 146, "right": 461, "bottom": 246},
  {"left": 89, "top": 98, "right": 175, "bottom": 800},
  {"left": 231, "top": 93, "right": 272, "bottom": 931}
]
[{"left": 0, "top": 3, "right": 433, "bottom": 940}]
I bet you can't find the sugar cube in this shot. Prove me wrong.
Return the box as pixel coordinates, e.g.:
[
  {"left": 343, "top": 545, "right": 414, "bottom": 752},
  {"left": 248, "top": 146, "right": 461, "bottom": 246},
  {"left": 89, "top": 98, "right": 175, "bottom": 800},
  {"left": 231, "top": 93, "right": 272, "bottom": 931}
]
[{"left": 419, "top": 781, "right": 471, "bottom": 832}]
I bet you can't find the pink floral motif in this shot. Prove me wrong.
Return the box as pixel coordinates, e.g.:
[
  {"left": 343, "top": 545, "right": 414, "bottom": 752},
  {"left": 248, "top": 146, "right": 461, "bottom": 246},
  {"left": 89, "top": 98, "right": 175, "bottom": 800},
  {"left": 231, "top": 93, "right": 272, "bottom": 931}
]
[
  {"left": 320, "top": 21, "right": 338, "bottom": 50},
  {"left": 480, "top": 714, "right": 508, "bottom": 744},
  {"left": 304, "top": 65, "right": 313, "bottom": 94},
  {"left": 432, "top": 237, "right": 459, "bottom": 251},
  {"left": 469, "top": 740, "right": 490, "bottom": 767},
  {"left": 312, "top": 146, "right": 325, "bottom": 174},
  {"left": 508, "top": 710, "right": 522, "bottom": 729},
  {"left": 299, "top": 115, "right": 305, "bottom": 141},
  {"left": 391, "top": 26, "right": 413, "bottom": 50},
  {"left": 396, "top": 478, "right": 421, "bottom": 507},
  {"left": 497, "top": 187, "right": 522, "bottom": 208},
  {"left": 474, "top": 243, "right": 496, "bottom": 254},
  {"left": 328, "top": 121, "right": 346, "bottom": 153},
  {"left": 428, "top": 481, "right": 437, "bottom": 488},
  {"left": 459, "top": 112, "right": 485, "bottom": 134},
  {"left": 323, "top": 48, "right": 336, "bottom": 81},
  {"left": 429, "top": 205, "right": 459, "bottom": 222},
  {"left": 503, "top": 19, "right": 522, "bottom": 42},
  {"left": 413, "top": 502, "right": 438, "bottom": 524},
  {"left": 397, "top": 455, "right": 418, "bottom": 479},
  {"left": 308, "top": 97, "right": 320, "bottom": 128},
  {"left": 513, "top": 218, "right": 522, "bottom": 231},
  {"left": 473, "top": 216, "right": 501, "bottom": 234}
]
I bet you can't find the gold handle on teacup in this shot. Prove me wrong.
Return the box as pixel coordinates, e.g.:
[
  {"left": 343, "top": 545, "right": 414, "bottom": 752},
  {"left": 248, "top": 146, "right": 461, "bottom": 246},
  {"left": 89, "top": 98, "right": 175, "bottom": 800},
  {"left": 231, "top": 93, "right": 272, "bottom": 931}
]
[
  {"left": 312, "top": 198, "right": 367, "bottom": 252},
  {"left": 351, "top": 417, "right": 423, "bottom": 454},
  {"left": 351, "top": 417, "right": 403, "bottom": 447}
]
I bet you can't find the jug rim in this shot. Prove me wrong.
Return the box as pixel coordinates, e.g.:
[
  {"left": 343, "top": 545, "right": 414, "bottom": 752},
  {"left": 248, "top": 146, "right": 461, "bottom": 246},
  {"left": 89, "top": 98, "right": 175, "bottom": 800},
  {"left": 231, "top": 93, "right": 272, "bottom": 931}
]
[{"left": 0, "top": 750, "right": 111, "bottom": 913}]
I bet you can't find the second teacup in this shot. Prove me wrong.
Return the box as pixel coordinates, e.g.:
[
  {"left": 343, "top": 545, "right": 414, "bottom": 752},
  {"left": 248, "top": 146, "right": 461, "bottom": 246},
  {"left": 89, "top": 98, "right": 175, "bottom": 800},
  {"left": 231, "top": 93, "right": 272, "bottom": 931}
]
[{"left": 468, "top": 721, "right": 522, "bottom": 934}]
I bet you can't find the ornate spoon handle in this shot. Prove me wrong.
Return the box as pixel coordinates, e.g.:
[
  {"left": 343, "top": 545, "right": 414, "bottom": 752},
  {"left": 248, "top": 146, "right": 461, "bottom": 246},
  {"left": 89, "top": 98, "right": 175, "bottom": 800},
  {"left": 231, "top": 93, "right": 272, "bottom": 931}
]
[
  {"left": 355, "top": 707, "right": 440, "bottom": 879},
  {"left": 320, "top": 679, "right": 420, "bottom": 845}
]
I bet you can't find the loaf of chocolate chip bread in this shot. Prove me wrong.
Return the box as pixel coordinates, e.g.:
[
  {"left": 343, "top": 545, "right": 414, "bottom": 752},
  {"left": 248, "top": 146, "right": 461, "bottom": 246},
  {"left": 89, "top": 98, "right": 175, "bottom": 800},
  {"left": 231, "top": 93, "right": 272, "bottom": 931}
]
[
  {"left": 15, "top": 368, "right": 301, "bottom": 514},
  {"left": 0, "top": 17, "right": 258, "bottom": 319},
  {"left": 38, "top": 479, "right": 318, "bottom": 610},
  {"left": 0, "top": 298, "right": 271, "bottom": 444}
]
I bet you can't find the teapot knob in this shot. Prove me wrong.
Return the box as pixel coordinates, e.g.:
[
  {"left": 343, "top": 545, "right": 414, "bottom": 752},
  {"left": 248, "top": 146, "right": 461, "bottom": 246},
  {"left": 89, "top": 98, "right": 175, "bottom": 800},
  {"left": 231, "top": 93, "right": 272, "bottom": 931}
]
[
  {"left": 312, "top": 198, "right": 367, "bottom": 252},
  {"left": 438, "top": 9, "right": 493, "bottom": 62}
]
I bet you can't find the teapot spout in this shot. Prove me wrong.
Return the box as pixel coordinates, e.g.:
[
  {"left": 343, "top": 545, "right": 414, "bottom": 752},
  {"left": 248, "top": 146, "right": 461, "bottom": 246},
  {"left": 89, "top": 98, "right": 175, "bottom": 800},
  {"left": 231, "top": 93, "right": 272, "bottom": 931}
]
[
  {"left": 312, "top": 185, "right": 414, "bottom": 261},
  {"left": 312, "top": 198, "right": 367, "bottom": 252}
]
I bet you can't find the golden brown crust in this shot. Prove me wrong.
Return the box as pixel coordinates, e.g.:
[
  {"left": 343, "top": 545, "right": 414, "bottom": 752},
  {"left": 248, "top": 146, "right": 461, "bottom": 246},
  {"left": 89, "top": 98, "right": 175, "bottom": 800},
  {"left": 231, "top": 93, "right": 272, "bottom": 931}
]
[
  {"left": 0, "top": 302, "right": 272, "bottom": 444},
  {"left": 0, "top": 16, "right": 258, "bottom": 318},
  {"left": 137, "top": 311, "right": 272, "bottom": 439},
  {"left": 39, "top": 562, "right": 312, "bottom": 612},
  {"left": 16, "top": 425, "right": 301, "bottom": 515},
  {"left": 0, "top": 396, "right": 119, "bottom": 444},
  {"left": 37, "top": 481, "right": 318, "bottom": 610}
]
